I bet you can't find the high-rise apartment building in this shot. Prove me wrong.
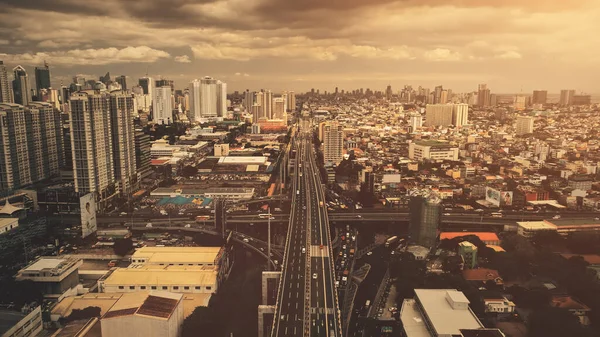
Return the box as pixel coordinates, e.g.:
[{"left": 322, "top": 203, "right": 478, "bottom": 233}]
[
  {"left": 12, "top": 65, "right": 31, "bottom": 106},
  {"left": 532, "top": 90, "right": 547, "bottom": 105},
  {"left": 433, "top": 85, "right": 443, "bottom": 104},
  {"left": 0, "top": 61, "right": 13, "bottom": 103},
  {"left": 217, "top": 80, "right": 227, "bottom": 117},
  {"left": 155, "top": 79, "right": 174, "bottom": 91},
  {"left": 516, "top": 116, "right": 534, "bottom": 135},
  {"left": 408, "top": 113, "right": 422, "bottom": 132},
  {"left": 452, "top": 103, "right": 469, "bottom": 127},
  {"left": 34, "top": 62, "right": 51, "bottom": 97},
  {"left": 272, "top": 97, "right": 286, "bottom": 120},
  {"left": 109, "top": 92, "right": 137, "bottom": 195},
  {"left": 439, "top": 90, "right": 448, "bottom": 104},
  {"left": 425, "top": 104, "right": 453, "bottom": 127},
  {"left": 559, "top": 89, "right": 575, "bottom": 106},
  {"left": 477, "top": 84, "right": 491, "bottom": 107},
  {"left": 200, "top": 76, "right": 217, "bottom": 118},
  {"left": 385, "top": 85, "right": 393, "bottom": 101},
  {"left": 115, "top": 75, "right": 127, "bottom": 91},
  {"left": 260, "top": 90, "right": 273, "bottom": 119},
  {"left": 134, "top": 131, "right": 152, "bottom": 180},
  {"left": 28, "top": 102, "right": 64, "bottom": 180},
  {"left": 189, "top": 79, "right": 201, "bottom": 122},
  {"left": 254, "top": 91, "right": 264, "bottom": 121},
  {"left": 285, "top": 91, "right": 295, "bottom": 112},
  {"left": 572, "top": 95, "right": 591, "bottom": 106},
  {"left": 244, "top": 90, "right": 254, "bottom": 111},
  {"left": 139, "top": 77, "right": 153, "bottom": 95},
  {"left": 408, "top": 191, "right": 441, "bottom": 248},
  {"left": 323, "top": 122, "right": 344, "bottom": 165},
  {"left": 69, "top": 92, "right": 115, "bottom": 199},
  {"left": 153, "top": 86, "right": 173, "bottom": 124},
  {"left": 0, "top": 102, "right": 63, "bottom": 191}
]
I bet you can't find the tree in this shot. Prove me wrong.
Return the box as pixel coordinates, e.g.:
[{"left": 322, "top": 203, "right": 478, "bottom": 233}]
[
  {"left": 113, "top": 238, "right": 133, "bottom": 256},
  {"left": 528, "top": 307, "right": 592, "bottom": 337},
  {"left": 60, "top": 306, "right": 101, "bottom": 325},
  {"left": 0, "top": 280, "right": 43, "bottom": 308},
  {"left": 182, "top": 307, "right": 223, "bottom": 337}
]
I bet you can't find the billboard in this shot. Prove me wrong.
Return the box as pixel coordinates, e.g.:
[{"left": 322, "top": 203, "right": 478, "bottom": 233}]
[
  {"left": 502, "top": 191, "right": 513, "bottom": 206},
  {"left": 80, "top": 193, "right": 97, "bottom": 238},
  {"left": 485, "top": 187, "right": 501, "bottom": 207}
]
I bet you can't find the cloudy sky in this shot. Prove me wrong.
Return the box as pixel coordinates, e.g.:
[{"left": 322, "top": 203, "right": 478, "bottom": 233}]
[{"left": 0, "top": 0, "right": 599, "bottom": 93}]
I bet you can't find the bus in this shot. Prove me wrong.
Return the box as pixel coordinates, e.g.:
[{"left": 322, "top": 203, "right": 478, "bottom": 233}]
[
  {"left": 258, "top": 214, "right": 272, "bottom": 219},
  {"left": 385, "top": 236, "right": 399, "bottom": 247},
  {"left": 195, "top": 215, "right": 210, "bottom": 222},
  {"left": 491, "top": 212, "right": 503, "bottom": 218}
]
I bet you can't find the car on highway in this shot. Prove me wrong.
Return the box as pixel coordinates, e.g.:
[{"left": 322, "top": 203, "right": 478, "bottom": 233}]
[
  {"left": 313, "top": 273, "right": 318, "bottom": 279},
  {"left": 443, "top": 213, "right": 451, "bottom": 216},
  {"left": 303, "top": 206, "right": 306, "bottom": 210},
  {"left": 355, "top": 215, "right": 362, "bottom": 219},
  {"left": 553, "top": 215, "right": 561, "bottom": 219},
  {"left": 146, "top": 223, "right": 152, "bottom": 228},
  {"left": 184, "top": 224, "right": 191, "bottom": 228},
  {"left": 302, "top": 247, "right": 306, "bottom": 253},
  {"left": 243, "top": 238, "right": 249, "bottom": 243},
  {"left": 366, "top": 251, "right": 373, "bottom": 256}
]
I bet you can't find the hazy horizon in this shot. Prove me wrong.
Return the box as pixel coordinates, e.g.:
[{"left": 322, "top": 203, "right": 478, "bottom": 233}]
[{"left": 1, "top": 0, "right": 599, "bottom": 93}]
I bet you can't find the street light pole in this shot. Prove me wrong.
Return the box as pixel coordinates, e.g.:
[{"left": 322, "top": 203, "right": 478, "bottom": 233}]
[{"left": 268, "top": 206, "right": 272, "bottom": 271}]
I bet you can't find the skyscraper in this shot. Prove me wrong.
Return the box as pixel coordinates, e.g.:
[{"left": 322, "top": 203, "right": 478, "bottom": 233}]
[
  {"left": 408, "top": 191, "right": 440, "bottom": 248},
  {"left": 439, "top": 90, "right": 448, "bottom": 104},
  {"left": 199, "top": 76, "right": 217, "bottom": 118},
  {"left": 115, "top": 75, "right": 128, "bottom": 91},
  {"left": 216, "top": 80, "right": 227, "bottom": 117},
  {"left": 153, "top": 86, "right": 173, "bottom": 124},
  {"left": 516, "top": 116, "right": 534, "bottom": 135},
  {"left": 12, "top": 65, "right": 31, "bottom": 106},
  {"left": 135, "top": 131, "right": 152, "bottom": 179},
  {"left": 559, "top": 89, "right": 576, "bottom": 106},
  {"left": 272, "top": 97, "right": 286, "bottom": 120},
  {"left": 189, "top": 79, "right": 201, "bottom": 122},
  {"left": 261, "top": 90, "right": 273, "bottom": 119},
  {"left": 244, "top": 90, "right": 254, "bottom": 111},
  {"left": 452, "top": 103, "right": 469, "bottom": 127},
  {"left": 532, "top": 90, "right": 547, "bottom": 105},
  {"left": 433, "top": 85, "right": 443, "bottom": 104},
  {"left": 425, "top": 104, "right": 453, "bottom": 127},
  {"left": 69, "top": 92, "right": 116, "bottom": 205},
  {"left": 139, "top": 77, "right": 153, "bottom": 95},
  {"left": 0, "top": 61, "right": 13, "bottom": 103},
  {"left": 0, "top": 103, "right": 32, "bottom": 190},
  {"left": 0, "top": 102, "right": 63, "bottom": 191},
  {"left": 155, "top": 78, "right": 174, "bottom": 91},
  {"left": 34, "top": 62, "right": 51, "bottom": 97},
  {"left": 109, "top": 92, "right": 137, "bottom": 196},
  {"left": 285, "top": 91, "right": 295, "bottom": 112},
  {"left": 323, "top": 121, "right": 344, "bottom": 165},
  {"left": 477, "top": 84, "right": 491, "bottom": 108},
  {"left": 385, "top": 85, "right": 393, "bottom": 101}
]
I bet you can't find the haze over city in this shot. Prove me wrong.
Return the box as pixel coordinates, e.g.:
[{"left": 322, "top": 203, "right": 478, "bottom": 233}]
[{"left": 1, "top": 0, "right": 600, "bottom": 92}]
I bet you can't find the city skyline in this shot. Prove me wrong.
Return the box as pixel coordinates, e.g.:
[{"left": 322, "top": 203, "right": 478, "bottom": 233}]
[{"left": 0, "top": 0, "right": 599, "bottom": 92}]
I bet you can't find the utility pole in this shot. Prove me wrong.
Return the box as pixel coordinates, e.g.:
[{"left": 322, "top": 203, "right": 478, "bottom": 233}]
[{"left": 267, "top": 206, "right": 272, "bottom": 271}]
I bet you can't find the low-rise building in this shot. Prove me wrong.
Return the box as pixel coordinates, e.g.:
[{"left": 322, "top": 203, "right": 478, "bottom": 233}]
[
  {"left": 462, "top": 268, "right": 503, "bottom": 286},
  {"left": 0, "top": 218, "right": 18, "bottom": 235},
  {"left": 15, "top": 257, "right": 82, "bottom": 297},
  {"left": 0, "top": 305, "right": 43, "bottom": 337},
  {"left": 517, "top": 221, "right": 557, "bottom": 238},
  {"left": 400, "top": 289, "right": 488, "bottom": 337},
  {"left": 409, "top": 140, "right": 459, "bottom": 162},
  {"left": 550, "top": 295, "right": 591, "bottom": 325},
  {"left": 483, "top": 297, "right": 516, "bottom": 314},
  {"left": 101, "top": 291, "right": 184, "bottom": 337},
  {"left": 439, "top": 232, "right": 501, "bottom": 246},
  {"left": 458, "top": 242, "right": 477, "bottom": 269}
]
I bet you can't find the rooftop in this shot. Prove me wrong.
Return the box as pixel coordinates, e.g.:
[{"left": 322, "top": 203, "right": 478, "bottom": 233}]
[
  {"left": 132, "top": 246, "right": 222, "bottom": 264},
  {"left": 440, "top": 232, "right": 500, "bottom": 243},
  {"left": 545, "top": 218, "right": 600, "bottom": 228},
  {"left": 414, "top": 289, "right": 483, "bottom": 336},
  {"left": 460, "top": 329, "right": 506, "bottom": 337},
  {"left": 414, "top": 140, "right": 455, "bottom": 147},
  {"left": 462, "top": 268, "right": 501, "bottom": 282},
  {"left": 0, "top": 218, "right": 18, "bottom": 229},
  {"left": 550, "top": 295, "right": 591, "bottom": 311},
  {"left": 102, "top": 268, "right": 217, "bottom": 286},
  {"left": 517, "top": 221, "right": 557, "bottom": 231},
  {"left": 103, "top": 291, "right": 182, "bottom": 320},
  {"left": 400, "top": 299, "right": 430, "bottom": 337}
]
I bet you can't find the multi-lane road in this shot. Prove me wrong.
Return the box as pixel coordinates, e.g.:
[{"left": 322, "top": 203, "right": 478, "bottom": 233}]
[{"left": 272, "top": 119, "right": 341, "bottom": 337}]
